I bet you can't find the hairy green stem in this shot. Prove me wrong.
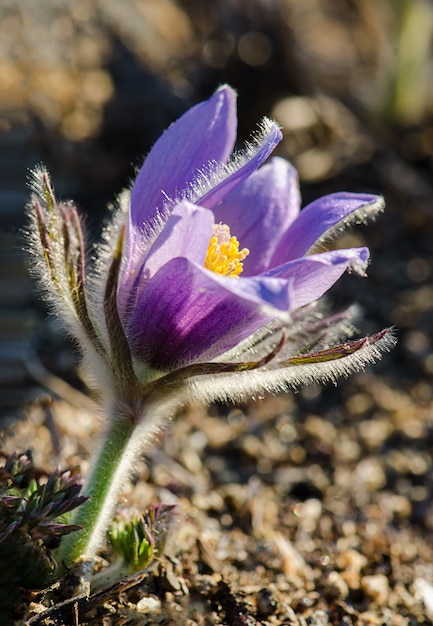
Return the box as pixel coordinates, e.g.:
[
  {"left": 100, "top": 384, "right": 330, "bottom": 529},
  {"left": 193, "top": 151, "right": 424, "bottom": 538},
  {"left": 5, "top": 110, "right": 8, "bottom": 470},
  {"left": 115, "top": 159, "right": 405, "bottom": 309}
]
[
  {"left": 56, "top": 399, "right": 174, "bottom": 579},
  {"left": 56, "top": 416, "right": 137, "bottom": 569}
]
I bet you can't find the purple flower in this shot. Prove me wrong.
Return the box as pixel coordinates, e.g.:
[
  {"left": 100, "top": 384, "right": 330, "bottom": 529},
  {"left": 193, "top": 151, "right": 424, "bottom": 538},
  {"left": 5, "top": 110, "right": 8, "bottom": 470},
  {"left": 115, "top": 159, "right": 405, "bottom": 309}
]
[
  {"left": 116, "top": 85, "right": 386, "bottom": 375},
  {"left": 28, "top": 85, "right": 393, "bottom": 408},
  {"left": 27, "top": 86, "right": 394, "bottom": 570}
]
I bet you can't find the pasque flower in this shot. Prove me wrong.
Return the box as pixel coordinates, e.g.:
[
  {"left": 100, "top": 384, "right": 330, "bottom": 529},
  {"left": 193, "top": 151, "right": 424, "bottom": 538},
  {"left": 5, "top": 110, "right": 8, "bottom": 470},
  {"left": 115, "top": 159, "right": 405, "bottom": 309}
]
[{"left": 27, "top": 85, "right": 393, "bottom": 576}]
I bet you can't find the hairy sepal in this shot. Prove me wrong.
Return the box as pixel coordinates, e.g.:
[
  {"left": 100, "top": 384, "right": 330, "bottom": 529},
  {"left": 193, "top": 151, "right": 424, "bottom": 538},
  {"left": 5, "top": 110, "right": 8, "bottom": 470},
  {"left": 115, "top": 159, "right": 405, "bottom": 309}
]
[
  {"left": 26, "top": 166, "right": 109, "bottom": 389},
  {"left": 184, "top": 328, "right": 395, "bottom": 405}
]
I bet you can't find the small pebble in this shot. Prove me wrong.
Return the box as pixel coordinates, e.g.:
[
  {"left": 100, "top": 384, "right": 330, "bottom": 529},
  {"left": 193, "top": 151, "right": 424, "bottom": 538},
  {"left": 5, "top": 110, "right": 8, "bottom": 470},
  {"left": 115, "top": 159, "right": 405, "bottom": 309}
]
[
  {"left": 361, "top": 574, "right": 389, "bottom": 604},
  {"left": 136, "top": 596, "right": 162, "bottom": 613},
  {"left": 324, "top": 571, "right": 349, "bottom": 600},
  {"left": 414, "top": 578, "right": 433, "bottom": 618},
  {"left": 336, "top": 549, "right": 368, "bottom": 573},
  {"left": 306, "top": 609, "right": 330, "bottom": 625},
  {"left": 256, "top": 587, "right": 277, "bottom": 617}
]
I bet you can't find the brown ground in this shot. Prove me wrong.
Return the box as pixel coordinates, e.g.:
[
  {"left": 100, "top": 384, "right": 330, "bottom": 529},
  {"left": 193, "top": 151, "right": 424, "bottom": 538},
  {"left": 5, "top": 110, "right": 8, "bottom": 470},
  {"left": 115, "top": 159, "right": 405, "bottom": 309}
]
[
  {"left": 4, "top": 368, "right": 433, "bottom": 625},
  {"left": 2, "top": 1, "right": 433, "bottom": 624}
]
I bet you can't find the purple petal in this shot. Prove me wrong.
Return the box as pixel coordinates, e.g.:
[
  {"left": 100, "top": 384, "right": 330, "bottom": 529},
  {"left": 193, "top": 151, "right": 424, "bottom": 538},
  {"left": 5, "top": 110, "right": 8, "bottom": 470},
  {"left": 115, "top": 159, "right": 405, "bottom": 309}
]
[
  {"left": 270, "top": 193, "right": 382, "bottom": 266},
  {"left": 199, "top": 118, "right": 282, "bottom": 209},
  {"left": 126, "top": 202, "right": 214, "bottom": 313},
  {"left": 213, "top": 157, "right": 300, "bottom": 275},
  {"left": 120, "top": 118, "right": 281, "bottom": 317},
  {"left": 130, "top": 85, "right": 237, "bottom": 235},
  {"left": 119, "top": 87, "right": 237, "bottom": 315},
  {"left": 125, "top": 248, "right": 368, "bottom": 370},
  {"left": 264, "top": 247, "right": 370, "bottom": 309},
  {"left": 144, "top": 201, "right": 214, "bottom": 280},
  {"left": 125, "top": 258, "right": 286, "bottom": 369}
]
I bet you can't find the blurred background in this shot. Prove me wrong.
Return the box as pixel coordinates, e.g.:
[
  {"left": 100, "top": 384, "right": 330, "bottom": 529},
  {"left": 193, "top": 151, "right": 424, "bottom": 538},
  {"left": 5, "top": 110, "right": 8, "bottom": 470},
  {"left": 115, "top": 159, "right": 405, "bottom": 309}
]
[
  {"left": 4, "top": 3, "right": 433, "bottom": 620},
  {"left": 1, "top": 0, "right": 433, "bottom": 425}
]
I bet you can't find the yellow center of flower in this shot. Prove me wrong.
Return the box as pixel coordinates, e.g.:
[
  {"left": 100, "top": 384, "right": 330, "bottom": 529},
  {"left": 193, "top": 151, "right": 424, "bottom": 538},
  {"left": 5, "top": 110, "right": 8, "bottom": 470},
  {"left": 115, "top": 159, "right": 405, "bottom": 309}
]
[{"left": 204, "top": 223, "right": 250, "bottom": 278}]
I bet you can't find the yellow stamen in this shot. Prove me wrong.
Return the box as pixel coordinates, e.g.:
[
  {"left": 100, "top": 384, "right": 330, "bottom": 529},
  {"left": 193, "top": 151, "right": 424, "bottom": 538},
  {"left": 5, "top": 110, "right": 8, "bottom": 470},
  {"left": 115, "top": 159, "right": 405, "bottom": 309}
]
[{"left": 204, "top": 223, "right": 250, "bottom": 278}]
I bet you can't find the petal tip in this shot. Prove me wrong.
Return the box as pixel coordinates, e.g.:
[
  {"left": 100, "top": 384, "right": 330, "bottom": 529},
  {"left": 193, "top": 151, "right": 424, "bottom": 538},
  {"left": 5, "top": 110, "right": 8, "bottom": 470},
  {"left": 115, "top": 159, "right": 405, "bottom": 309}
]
[
  {"left": 349, "top": 246, "right": 370, "bottom": 275},
  {"left": 216, "top": 84, "right": 237, "bottom": 98}
]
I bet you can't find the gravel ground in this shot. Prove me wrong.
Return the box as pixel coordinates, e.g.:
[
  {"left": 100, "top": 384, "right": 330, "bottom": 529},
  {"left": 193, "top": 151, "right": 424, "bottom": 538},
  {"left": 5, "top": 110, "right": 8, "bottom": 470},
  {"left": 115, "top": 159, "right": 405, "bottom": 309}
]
[{"left": 3, "top": 369, "right": 433, "bottom": 625}]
